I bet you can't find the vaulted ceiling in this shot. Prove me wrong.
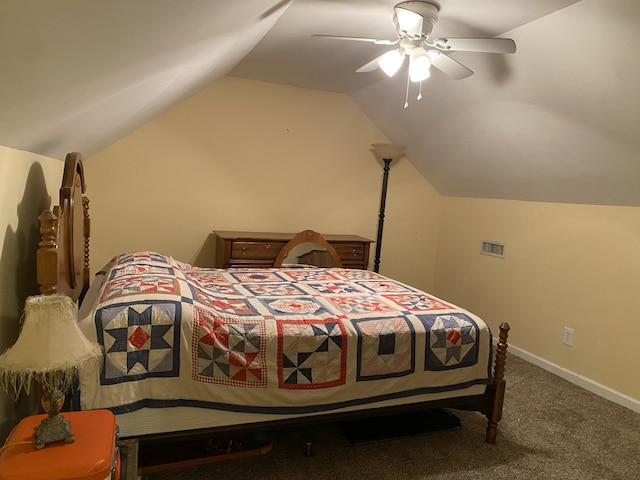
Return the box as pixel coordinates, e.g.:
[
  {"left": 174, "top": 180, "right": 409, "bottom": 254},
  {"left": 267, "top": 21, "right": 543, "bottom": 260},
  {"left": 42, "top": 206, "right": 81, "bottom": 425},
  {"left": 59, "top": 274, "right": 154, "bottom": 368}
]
[{"left": 2, "top": 1, "right": 639, "bottom": 206}]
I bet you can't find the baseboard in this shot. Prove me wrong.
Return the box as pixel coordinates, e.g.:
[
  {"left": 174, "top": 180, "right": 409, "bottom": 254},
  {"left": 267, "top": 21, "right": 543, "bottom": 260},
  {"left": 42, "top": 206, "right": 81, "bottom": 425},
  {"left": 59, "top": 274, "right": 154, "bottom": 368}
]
[{"left": 507, "top": 345, "right": 640, "bottom": 414}]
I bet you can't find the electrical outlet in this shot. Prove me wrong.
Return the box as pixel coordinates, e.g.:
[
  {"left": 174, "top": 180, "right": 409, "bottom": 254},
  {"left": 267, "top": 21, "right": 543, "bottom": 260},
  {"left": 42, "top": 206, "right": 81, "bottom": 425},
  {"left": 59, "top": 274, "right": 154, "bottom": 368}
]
[{"left": 563, "top": 327, "right": 574, "bottom": 347}]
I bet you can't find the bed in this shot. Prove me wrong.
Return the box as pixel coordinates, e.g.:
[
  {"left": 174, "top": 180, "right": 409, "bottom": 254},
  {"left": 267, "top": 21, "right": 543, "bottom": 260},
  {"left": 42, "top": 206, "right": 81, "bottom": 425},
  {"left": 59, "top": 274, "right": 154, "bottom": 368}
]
[{"left": 37, "top": 153, "right": 510, "bottom": 450}]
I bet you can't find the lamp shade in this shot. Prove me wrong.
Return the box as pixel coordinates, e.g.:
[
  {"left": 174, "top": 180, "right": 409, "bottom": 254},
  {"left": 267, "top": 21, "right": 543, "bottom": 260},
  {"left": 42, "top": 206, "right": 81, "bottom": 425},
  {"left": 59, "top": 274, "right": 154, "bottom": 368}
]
[
  {"left": 409, "top": 47, "right": 431, "bottom": 82},
  {"left": 0, "top": 295, "right": 102, "bottom": 396},
  {"left": 378, "top": 50, "right": 404, "bottom": 77},
  {"left": 371, "top": 143, "right": 406, "bottom": 161}
]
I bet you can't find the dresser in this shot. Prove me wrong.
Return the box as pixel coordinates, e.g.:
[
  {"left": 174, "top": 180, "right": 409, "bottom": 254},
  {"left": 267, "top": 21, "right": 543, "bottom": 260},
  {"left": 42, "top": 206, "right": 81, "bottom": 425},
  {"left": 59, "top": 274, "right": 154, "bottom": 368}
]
[{"left": 213, "top": 231, "right": 373, "bottom": 270}]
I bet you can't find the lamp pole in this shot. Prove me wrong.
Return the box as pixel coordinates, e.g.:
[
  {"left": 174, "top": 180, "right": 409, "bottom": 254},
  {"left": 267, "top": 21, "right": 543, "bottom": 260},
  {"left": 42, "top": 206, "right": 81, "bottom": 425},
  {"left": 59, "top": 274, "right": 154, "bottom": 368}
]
[
  {"left": 374, "top": 157, "right": 392, "bottom": 273},
  {"left": 370, "top": 143, "right": 405, "bottom": 274}
]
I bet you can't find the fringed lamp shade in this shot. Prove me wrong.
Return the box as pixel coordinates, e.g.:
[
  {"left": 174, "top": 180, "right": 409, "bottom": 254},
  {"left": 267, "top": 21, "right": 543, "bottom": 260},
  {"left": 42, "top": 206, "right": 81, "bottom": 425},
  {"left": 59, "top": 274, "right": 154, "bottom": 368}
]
[
  {"left": 0, "top": 295, "right": 102, "bottom": 395},
  {"left": 0, "top": 294, "right": 102, "bottom": 448}
]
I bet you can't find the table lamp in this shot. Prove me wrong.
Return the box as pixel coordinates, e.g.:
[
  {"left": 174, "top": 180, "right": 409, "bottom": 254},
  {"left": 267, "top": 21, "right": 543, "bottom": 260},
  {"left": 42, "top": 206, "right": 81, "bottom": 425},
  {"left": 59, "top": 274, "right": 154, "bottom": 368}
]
[{"left": 0, "top": 294, "right": 102, "bottom": 449}]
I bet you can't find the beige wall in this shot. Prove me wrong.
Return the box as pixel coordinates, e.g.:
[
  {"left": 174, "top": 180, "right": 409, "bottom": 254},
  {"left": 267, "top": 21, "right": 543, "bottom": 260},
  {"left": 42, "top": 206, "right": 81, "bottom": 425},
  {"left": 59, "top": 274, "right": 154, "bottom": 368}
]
[
  {"left": 0, "top": 145, "right": 62, "bottom": 441},
  {"left": 435, "top": 197, "right": 640, "bottom": 402},
  {"left": 3, "top": 77, "right": 637, "bottom": 446},
  {"left": 86, "top": 76, "right": 441, "bottom": 292}
]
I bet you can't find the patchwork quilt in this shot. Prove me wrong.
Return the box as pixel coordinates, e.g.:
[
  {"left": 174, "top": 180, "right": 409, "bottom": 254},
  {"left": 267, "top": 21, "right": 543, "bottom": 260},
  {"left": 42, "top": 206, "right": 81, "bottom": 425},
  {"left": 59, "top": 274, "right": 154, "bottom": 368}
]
[{"left": 77, "top": 252, "right": 493, "bottom": 415}]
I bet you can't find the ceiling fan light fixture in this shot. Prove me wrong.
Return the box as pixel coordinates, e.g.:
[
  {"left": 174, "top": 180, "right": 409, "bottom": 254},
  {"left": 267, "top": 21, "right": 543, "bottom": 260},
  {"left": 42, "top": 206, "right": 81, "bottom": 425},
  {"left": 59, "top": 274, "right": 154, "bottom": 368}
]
[
  {"left": 378, "top": 49, "right": 404, "bottom": 77},
  {"left": 313, "top": 0, "right": 515, "bottom": 103},
  {"left": 394, "top": 7, "right": 423, "bottom": 38},
  {"left": 409, "top": 47, "right": 431, "bottom": 82},
  {"left": 394, "top": 2, "right": 439, "bottom": 38}
]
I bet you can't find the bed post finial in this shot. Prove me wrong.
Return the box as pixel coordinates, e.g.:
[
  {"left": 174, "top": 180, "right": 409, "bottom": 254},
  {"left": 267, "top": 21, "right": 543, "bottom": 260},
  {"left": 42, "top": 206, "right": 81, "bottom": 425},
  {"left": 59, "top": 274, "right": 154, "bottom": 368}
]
[
  {"left": 37, "top": 210, "right": 58, "bottom": 295},
  {"left": 485, "top": 322, "right": 510, "bottom": 444}
]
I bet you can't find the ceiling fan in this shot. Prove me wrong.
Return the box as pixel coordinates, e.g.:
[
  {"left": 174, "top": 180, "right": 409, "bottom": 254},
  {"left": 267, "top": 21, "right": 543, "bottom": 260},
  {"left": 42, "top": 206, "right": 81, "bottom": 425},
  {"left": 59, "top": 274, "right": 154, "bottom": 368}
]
[{"left": 312, "top": 1, "right": 516, "bottom": 103}]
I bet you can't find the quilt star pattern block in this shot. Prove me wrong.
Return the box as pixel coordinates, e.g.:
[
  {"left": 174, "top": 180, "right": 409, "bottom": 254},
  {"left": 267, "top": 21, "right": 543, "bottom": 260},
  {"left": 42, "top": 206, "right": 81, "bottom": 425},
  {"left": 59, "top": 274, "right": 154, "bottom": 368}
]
[
  {"left": 96, "top": 300, "right": 181, "bottom": 384},
  {"left": 325, "top": 294, "right": 397, "bottom": 315},
  {"left": 380, "top": 293, "right": 454, "bottom": 312},
  {"left": 419, "top": 313, "right": 481, "bottom": 370},
  {"left": 100, "top": 275, "right": 180, "bottom": 303},
  {"left": 189, "top": 286, "right": 258, "bottom": 316}
]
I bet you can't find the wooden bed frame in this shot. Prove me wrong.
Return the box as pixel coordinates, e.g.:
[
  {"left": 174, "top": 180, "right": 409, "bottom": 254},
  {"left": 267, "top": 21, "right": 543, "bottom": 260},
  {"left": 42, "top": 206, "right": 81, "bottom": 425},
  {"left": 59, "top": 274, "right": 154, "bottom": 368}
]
[
  {"left": 37, "top": 152, "right": 91, "bottom": 302},
  {"left": 37, "top": 153, "right": 510, "bottom": 472}
]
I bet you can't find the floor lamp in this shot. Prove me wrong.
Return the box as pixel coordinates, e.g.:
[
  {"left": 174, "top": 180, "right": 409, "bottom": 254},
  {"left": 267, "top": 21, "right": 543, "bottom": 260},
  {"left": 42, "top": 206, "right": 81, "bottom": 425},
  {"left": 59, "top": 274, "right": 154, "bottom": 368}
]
[{"left": 371, "top": 143, "right": 406, "bottom": 273}]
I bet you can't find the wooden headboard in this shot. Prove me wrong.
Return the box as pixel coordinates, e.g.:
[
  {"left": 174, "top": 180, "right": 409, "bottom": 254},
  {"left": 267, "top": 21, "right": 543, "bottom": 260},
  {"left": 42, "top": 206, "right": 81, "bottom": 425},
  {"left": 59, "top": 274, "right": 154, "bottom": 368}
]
[{"left": 37, "top": 152, "right": 91, "bottom": 302}]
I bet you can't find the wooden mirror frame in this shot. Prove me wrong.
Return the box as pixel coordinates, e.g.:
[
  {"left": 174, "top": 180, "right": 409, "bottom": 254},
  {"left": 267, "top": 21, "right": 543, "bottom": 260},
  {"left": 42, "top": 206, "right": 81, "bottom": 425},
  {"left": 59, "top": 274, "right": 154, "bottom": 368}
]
[{"left": 273, "top": 230, "right": 343, "bottom": 268}]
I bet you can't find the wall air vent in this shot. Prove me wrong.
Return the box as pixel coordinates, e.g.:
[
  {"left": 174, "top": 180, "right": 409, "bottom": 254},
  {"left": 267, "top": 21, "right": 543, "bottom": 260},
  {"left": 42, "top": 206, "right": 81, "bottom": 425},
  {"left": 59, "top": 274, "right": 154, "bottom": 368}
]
[{"left": 481, "top": 241, "right": 505, "bottom": 258}]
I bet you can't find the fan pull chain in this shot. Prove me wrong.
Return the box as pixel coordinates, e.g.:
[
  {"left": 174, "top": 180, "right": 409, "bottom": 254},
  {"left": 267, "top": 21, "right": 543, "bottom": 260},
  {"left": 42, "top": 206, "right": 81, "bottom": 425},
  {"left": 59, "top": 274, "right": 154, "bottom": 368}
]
[
  {"left": 404, "top": 69, "right": 410, "bottom": 109},
  {"left": 417, "top": 81, "right": 423, "bottom": 101}
]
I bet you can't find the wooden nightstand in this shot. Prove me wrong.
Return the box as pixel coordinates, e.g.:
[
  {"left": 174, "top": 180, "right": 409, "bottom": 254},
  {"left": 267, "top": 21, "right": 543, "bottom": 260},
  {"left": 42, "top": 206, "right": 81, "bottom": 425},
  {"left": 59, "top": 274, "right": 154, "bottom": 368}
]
[{"left": 0, "top": 410, "right": 120, "bottom": 480}]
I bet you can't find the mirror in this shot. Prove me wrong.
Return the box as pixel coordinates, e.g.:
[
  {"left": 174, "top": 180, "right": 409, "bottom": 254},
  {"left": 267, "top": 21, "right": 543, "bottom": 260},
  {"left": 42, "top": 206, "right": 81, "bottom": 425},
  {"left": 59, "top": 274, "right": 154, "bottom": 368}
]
[
  {"left": 282, "top": 242, "right": 339, "bottom": 267},
  {"left": 273, "top": 230, "right": 343, "bottom": 268}
]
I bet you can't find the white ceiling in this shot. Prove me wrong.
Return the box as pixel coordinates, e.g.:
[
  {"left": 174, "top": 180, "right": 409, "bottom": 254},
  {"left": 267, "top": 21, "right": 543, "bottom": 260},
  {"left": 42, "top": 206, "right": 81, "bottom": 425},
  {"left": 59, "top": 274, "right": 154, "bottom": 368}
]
[{"left": 2, "top": 0, "right": 639, "bottom": 206}]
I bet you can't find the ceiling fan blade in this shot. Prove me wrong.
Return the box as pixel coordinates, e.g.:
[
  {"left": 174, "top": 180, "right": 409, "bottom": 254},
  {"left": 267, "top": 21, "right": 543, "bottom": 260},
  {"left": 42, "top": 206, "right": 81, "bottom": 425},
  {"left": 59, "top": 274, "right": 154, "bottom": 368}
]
[
  {"left": 429, "top": 52, "right": 473, "bottom": 80},
  {"left": 311, "top": 34, "right": 397, "bottom": 46},
  {"left": 431, "top": 37, "right": 516, "bottom": 54},
  {"left": 356, "top": 53, "right": 386, "bottom": 73}
]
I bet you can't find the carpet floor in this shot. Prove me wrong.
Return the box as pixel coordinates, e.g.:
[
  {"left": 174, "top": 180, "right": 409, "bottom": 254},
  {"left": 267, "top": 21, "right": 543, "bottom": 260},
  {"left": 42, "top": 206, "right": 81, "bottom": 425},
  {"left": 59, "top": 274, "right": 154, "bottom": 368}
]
[{"left": 144, "top": 354, "right": 640, "bottom": 479}]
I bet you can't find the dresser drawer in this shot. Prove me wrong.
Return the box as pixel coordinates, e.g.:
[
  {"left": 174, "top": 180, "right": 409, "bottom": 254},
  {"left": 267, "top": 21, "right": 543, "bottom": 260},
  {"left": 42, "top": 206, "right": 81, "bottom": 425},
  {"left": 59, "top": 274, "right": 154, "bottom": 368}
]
[
  {"left": 214, "top": 231, "right": 372, "bottom": 270},
  {"left": 230, "top": 241, "right": 287, "bottom": 261},
  {"left": 334, "top": 243, "right": 366, "bottom": 263}
]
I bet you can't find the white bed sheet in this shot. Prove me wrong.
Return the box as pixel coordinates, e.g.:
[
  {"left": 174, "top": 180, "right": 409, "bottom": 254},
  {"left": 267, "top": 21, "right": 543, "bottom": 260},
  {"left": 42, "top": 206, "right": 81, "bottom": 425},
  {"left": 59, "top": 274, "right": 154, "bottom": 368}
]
[{"left": 115, "top": 384, "right": 486, "bottom": 437}]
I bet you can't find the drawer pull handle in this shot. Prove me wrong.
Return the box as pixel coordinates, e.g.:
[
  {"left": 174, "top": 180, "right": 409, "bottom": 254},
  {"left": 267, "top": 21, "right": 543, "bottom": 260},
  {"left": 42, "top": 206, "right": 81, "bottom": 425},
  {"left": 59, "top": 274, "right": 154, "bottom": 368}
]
[
  {"left": 352, "top": 249, "right": 357, "bottom": 256},
  {"left": 265, "top": 244, "right": 271, "bottom": 250},
  {"left": 241, "top": 247, "right": 246, "bottom": 256}
]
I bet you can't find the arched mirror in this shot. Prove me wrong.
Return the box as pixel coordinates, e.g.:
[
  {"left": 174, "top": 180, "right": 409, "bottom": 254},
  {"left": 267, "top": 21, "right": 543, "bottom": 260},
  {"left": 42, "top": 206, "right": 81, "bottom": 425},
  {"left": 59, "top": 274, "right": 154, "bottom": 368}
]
[
  {"left": 273, "top": 230, "right": 343, "bottom": 268},
  {"left": 282, "top": 242, "right": 339, "bottom": 267}
]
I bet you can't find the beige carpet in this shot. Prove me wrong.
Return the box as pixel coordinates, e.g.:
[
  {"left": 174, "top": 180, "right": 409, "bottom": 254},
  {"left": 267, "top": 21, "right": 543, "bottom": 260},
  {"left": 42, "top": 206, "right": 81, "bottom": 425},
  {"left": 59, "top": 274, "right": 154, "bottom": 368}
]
[{"left": 145, "top": 354, "right": 640, "bottom": 479}]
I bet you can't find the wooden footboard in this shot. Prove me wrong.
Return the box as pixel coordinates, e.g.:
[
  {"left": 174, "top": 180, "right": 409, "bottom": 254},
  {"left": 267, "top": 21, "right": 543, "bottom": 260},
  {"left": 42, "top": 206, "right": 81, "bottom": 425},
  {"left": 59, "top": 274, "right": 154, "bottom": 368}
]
[{"left": 486, "top": 322, "right": 510, "bottom": 444}]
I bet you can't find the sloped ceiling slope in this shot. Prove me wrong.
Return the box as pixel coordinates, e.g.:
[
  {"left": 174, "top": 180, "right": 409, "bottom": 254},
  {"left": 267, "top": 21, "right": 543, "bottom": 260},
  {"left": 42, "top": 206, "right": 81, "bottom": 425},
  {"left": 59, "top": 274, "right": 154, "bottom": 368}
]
[
  {"left": 2, "top": 1, "right": 639, "bottom": 206},
  {"left": 0, "top": 0, "right": 291, "bottom": 159}
]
